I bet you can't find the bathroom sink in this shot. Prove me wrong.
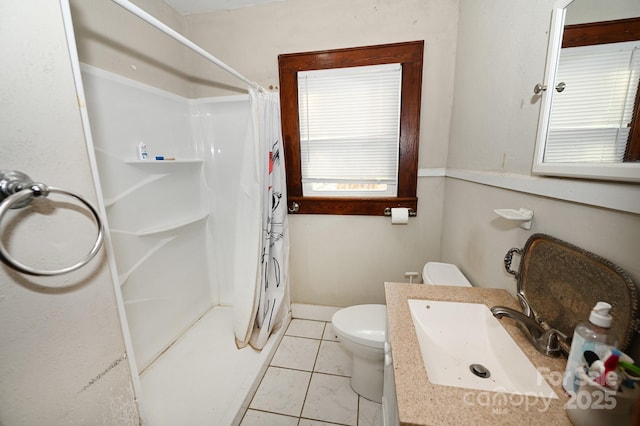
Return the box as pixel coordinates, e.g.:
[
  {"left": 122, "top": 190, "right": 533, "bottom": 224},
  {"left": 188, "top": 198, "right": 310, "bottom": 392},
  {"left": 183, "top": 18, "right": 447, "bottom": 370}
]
[{"left": 407, "top": 299, "right": 557, "bottom": 398}]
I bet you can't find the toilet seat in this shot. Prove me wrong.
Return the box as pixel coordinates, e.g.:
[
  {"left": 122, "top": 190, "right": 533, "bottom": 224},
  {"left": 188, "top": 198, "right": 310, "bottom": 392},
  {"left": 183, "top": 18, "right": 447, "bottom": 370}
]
[{"left": 331, "top": 304, "right": 386, "bottom": 349}]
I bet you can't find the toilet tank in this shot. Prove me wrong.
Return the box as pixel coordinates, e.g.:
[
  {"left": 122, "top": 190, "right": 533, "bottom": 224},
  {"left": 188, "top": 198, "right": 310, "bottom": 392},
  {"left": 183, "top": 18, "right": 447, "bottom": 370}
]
[{"left": 422, "top": 262, "right": 472, "bottom": 287}]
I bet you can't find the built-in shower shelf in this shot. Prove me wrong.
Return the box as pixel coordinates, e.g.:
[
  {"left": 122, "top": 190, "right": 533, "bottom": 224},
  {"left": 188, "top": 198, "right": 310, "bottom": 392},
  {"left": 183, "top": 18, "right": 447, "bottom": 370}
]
[
  {"left": 125, "top": 159, "right": 203, "bottom": 164},
  {"left": 103, "top": 173, "right": 168, "bottom": 207},
  {"left": 118, "top": 236, "right": 176, "bottom": 286},
  {"left": 136, "top": 212, "right": 209, "bottom": 236}
]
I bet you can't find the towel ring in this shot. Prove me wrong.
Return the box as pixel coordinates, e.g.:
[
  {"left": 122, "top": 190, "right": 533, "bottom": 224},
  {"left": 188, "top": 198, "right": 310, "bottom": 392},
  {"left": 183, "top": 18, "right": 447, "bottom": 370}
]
[{"left": 0, "top": 171, "right": 104, "bottom": 276}]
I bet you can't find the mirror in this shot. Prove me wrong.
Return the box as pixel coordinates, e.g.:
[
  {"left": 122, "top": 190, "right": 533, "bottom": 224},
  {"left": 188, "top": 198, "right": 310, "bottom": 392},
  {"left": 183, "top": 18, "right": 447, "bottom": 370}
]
[{"left": 533, "top": 0, "right": 640, "bottom": 182}]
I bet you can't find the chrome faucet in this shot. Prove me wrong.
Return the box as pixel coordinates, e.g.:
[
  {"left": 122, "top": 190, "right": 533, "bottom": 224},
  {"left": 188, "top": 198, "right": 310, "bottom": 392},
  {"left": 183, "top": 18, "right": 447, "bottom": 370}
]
[{"left": 490, "top": 306, "right": 564, "bottom": 357}]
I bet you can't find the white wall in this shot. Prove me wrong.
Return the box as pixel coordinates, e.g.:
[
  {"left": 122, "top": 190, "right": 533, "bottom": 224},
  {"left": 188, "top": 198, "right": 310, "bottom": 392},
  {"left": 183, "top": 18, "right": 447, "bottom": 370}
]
[
  {"left": 0, "top": 1, "right": 138, "bottom": 424},
  {"left": 565, "top": 0, "right": 640, "bottom": 25},
  {"left": 184, "top": 0, "right": 459, "bottom": 306},
  {"left": 193, "top": 96, "right": 253, "bottom": 305},
  {"left": 444, "top": 0, "right": 640, "bottom": 353}
]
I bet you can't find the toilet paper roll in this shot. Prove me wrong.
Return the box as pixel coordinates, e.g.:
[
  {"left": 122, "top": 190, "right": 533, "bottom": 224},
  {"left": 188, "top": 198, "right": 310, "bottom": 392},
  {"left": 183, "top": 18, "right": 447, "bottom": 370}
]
[{"left": 391, "top": 207, "right": 409, "bottom": 225}]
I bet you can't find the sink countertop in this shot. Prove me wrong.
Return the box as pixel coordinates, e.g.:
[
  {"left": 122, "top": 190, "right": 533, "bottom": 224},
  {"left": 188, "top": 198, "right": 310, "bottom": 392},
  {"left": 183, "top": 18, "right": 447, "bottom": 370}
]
[{"left": 384, "top": 282, "right": 572, "bottom": 425}]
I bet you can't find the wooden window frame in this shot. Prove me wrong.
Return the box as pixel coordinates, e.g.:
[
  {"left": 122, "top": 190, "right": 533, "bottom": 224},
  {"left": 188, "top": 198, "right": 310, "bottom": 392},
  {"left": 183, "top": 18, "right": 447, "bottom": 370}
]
[
  {"left": 562, "top": 17, "right": 640, "bottom": 162},
  {"left": 278, "top": 41, "right": 424, "bottom": 215}
]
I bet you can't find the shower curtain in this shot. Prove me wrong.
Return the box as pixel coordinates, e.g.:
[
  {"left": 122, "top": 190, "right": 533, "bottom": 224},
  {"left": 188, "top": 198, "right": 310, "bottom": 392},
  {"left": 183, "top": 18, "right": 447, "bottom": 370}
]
[{"left": 233, "top": 88, "right": 289, "bottom": 350}]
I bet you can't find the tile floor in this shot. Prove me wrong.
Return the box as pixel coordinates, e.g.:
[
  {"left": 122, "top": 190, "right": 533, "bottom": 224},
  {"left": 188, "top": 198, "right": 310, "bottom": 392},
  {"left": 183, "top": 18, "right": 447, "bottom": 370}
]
[{"left": 240, "top": 318, "right": 383, "bottom": 426}]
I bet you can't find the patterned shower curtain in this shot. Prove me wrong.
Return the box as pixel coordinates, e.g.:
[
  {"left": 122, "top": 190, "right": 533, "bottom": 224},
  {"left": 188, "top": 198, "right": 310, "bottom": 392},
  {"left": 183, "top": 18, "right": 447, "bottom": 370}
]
[{"left": 233, "top": 88, "right": 289, "bottom": 350}]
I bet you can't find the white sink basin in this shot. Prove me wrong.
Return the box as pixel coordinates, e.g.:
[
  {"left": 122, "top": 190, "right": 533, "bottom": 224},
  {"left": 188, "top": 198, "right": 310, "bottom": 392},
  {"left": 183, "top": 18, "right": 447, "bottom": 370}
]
[{"left": 408, "top": 299, "right": 557, "bottom": 398}]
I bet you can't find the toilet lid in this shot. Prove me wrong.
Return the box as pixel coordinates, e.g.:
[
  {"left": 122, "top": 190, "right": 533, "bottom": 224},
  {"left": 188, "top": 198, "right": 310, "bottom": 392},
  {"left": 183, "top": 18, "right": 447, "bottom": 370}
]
[
  {"left": 423, "top": 262, "right": 472, "bottom": 287},
  {"left": 331, "top": 304, "right": 386, "bottom": 349}
]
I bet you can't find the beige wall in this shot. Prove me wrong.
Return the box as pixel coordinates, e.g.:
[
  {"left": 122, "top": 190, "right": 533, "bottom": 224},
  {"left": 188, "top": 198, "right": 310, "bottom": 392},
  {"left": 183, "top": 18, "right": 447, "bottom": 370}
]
[
  {"left": 0, "top": 1, "right": 138, "bottom": 423},
  {"left": 444, "top": 0, "right": 640, "bottom": 353},
  {"left": 286, "top": 179, "right": 446, "bottom": 306},
  {"left": 445, "top": 0, "right": 640, "bottom": 286},
  {"left": 5, "top": 1, "right": 640, "bottom": 417},
  {"left": 71, "top": 0, "right": 459, "bottom": 307},
  {"left": 70, "top": 0, "right": 191, "bottom": 97},
  {"left": 61, "top": 0, "right": 640, "bottom": 333},
  {"left": 185, "top": 0, "right": 459, "bottom": 306},
  {"left": 184, "top": 0, "right": 458, "bottom": 169}
]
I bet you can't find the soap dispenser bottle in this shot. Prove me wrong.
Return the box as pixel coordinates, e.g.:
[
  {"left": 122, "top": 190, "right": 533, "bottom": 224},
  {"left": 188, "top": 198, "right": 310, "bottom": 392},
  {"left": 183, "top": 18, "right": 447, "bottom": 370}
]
[{"left": 563, "top": 302, "right": 618, "bottom": 393}]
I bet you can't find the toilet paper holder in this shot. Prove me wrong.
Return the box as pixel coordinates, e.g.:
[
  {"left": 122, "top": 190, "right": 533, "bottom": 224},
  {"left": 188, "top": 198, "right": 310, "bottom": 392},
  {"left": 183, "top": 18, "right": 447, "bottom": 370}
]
[{"left": 383, "top": 207, "right": 416, "bottom": 217}]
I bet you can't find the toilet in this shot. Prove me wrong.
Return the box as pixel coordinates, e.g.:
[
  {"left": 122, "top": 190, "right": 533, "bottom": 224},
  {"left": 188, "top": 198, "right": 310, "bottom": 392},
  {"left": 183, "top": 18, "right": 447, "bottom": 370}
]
[{"left": 331, "top": 262, "right": 472, "bottom": 402}]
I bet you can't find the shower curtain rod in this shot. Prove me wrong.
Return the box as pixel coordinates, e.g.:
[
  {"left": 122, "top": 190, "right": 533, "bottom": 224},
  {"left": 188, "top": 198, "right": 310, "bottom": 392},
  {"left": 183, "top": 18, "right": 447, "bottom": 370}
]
[{"left": 110, "top": 0, "right": 264, "bottom": 92}]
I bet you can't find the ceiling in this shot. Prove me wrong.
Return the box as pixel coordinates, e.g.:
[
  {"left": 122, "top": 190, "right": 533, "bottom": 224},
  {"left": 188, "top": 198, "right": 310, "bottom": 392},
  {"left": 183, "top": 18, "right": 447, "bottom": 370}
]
[{"left": 163, "top": 0, "right": 284, "bottom": 15}]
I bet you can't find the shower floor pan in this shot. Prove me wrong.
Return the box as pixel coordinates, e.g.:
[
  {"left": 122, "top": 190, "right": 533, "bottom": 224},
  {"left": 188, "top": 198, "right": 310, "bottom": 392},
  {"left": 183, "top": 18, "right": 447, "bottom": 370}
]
[{"left": 140, "top": 306, "right": 286, "bottom": 425}]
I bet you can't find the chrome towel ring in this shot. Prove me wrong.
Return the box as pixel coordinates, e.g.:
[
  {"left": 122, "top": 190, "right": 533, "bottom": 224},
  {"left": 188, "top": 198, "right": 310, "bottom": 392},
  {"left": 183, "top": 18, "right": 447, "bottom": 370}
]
[{"left": 0, "top": 170, "right": 104, "bottom": 276}]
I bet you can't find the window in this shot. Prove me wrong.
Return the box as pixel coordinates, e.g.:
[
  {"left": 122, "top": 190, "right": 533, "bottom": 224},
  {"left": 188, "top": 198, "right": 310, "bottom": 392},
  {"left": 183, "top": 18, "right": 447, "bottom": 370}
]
[
  {"left": 278, "top": 41, "right": 424, "bottom": 215},
  {"left": 546, "top": 41, "right": 640, "bottom": 163},
  {"left": 546, "top": 17, "right": 640, "bottom": 164},
  {"left": 298, "top": 64, "right": 402, "bottom": 197},
  {"left": 533, "top": 16, "right": 640, "bottom": 183}
]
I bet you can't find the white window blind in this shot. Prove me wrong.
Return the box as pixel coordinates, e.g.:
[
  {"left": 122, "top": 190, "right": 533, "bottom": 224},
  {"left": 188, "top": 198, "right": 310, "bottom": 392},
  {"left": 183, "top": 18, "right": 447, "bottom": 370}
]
[
  {"left": 546, "top": 41, "right": 640, "bottom": 163},
  {"left": 298, "top": 63, "right": 402, "bottom": 196}
]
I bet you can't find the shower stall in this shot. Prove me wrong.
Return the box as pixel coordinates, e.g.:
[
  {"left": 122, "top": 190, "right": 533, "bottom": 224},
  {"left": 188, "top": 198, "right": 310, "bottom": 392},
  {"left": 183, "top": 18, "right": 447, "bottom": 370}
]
[{"left": 62, "top": 1, "right": 289, "bottom": 424}]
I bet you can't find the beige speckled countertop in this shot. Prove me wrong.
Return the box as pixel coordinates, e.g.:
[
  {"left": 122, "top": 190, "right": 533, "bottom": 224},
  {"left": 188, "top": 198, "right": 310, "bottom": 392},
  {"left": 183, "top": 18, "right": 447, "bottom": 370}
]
[{"left": 385, "top": 282, "right": 572, "bottom": 426}]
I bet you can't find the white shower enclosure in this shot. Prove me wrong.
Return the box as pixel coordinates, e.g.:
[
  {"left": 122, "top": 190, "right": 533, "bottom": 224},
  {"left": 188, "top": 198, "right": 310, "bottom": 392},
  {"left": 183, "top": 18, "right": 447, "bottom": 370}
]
[
  {"left": 79, "top": 65, "right": 284, "bottom": 425},
  {"left": 82, "top": 65, "right": 249, "bottom": 370}
]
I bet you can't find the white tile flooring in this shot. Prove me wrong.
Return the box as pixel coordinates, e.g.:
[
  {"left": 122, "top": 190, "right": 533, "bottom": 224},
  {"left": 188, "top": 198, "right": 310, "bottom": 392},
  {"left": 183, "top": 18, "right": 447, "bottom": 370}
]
[{"left": 240, "top": 319, "right": 383, "bottom": 426}]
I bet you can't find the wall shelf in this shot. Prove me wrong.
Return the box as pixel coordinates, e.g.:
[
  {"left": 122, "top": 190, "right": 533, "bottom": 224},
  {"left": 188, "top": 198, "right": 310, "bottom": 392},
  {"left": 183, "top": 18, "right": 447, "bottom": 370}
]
[
  {"left": 118, "top": 237, "right": 176, "bottom": 286},
  {"left": 494, "top": 208, "right": 534, "bottom": 230},
  {"left": 125, "top": 159, "right": 203, "bottom": 164},
  {"left": 136, "top": 212, "right": 209, "bottom": 237},
  {"left": 103, "top": 173, "right": 168, "bottom": 207}
]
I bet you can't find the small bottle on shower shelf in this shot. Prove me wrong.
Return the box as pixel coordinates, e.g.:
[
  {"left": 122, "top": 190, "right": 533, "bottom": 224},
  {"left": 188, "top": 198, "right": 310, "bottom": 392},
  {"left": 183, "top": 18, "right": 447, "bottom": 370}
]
[{"left": 137, "top": 142, "right": 149, "bottom": 160}]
